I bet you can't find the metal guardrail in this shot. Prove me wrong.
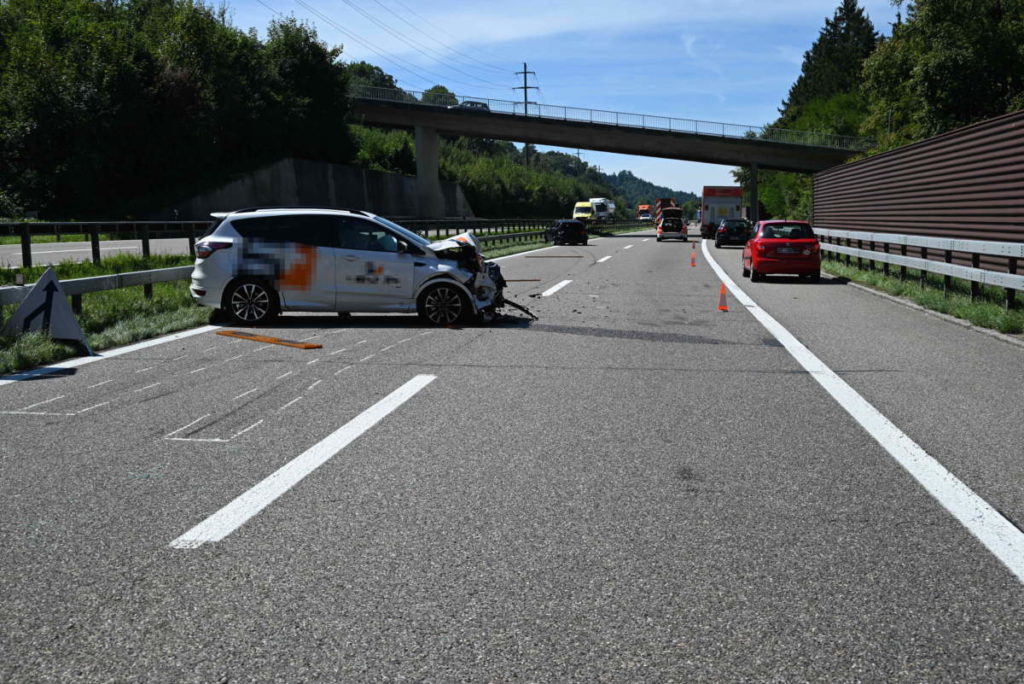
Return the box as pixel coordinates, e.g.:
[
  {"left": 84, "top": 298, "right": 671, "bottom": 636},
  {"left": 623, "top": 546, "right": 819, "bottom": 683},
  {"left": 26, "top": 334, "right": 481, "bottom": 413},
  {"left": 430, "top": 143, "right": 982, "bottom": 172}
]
[
  {"left": 0, "top": 266, "right": 194, "bottom": 307},
  {"left": 352, "top": 85, "right": 874, "bottom": 152},
  {"left": 1, "top": 221, "right": 207, "bottom": 268},
  {"left": 815, "top": 227, "right": 1024, "bottom": 306}
]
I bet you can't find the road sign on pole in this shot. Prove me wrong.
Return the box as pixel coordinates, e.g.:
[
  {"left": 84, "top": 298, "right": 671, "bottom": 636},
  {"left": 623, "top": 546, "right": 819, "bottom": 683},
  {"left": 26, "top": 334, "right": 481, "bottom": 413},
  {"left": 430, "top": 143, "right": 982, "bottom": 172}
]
[{"left": 2, "top": 267, "right": 89, "bottom": 349}]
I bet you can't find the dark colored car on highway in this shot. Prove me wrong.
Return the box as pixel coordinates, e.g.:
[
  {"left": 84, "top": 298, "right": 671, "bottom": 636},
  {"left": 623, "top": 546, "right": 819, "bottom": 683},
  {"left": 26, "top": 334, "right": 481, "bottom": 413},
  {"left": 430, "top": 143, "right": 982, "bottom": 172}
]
[
  {"left": 546, "top": 219, "right": 588, "bottom": 245},
  {"left": 714, "top": 218, "right": 752, "bottom": 247},
  {"left": 742, "top": 220, "right": 821, "bottom": 281}
]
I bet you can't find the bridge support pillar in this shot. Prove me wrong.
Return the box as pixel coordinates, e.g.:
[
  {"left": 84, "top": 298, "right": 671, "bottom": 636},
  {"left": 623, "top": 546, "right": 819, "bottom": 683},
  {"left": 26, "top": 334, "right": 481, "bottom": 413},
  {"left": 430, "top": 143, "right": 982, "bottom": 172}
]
[
  {"left": 749, "top": 163, "right": 759, "bottom": 223},
  {"left": 415, "top": 125, "right": 444, "bottom": 218}
]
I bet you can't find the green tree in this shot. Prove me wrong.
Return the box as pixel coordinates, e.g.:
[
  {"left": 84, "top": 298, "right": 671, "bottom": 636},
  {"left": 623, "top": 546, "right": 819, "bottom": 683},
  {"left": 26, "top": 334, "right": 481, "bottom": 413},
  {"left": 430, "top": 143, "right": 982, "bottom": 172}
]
[{"left": 861, "top": 0, "right": 1024, "bottom": 149}]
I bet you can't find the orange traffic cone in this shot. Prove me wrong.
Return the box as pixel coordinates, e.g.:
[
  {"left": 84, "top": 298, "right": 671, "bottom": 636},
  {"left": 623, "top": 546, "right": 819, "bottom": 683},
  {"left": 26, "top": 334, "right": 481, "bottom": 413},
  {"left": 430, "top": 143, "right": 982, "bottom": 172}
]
[
  {"left": 690, "top": 251, "right": 697, "bottom": 267},
  {"left": 718, "top": 283, "right": 729, "bottom": 312}
]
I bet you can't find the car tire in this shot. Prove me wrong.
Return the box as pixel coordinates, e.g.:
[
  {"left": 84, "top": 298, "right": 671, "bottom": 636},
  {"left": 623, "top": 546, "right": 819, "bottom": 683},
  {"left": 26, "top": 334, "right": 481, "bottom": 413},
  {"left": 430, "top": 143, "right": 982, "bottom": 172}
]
[
  {"left": 714, "top": 239, "right": 721, "bottom": 248},
  {"left": 417, "top": 281, "right": 471, "bottom": 326},
  {"left": 742, "top": 262, "right": 750, "bottom": 278},
  {"left": 750, "top": 268, "right": 762, "bottom": 282},
  {"left": 224, "top": 278, "right": 279, "bottom": 325},
  {"left": 582, "top": 239, "right": 588, "bottom": 246},
  {"left": 809, "top": 271, "right": 820, "bottom": 282},
  {"left": 656, "top": 236, "right": 663, "bottom": 242}
]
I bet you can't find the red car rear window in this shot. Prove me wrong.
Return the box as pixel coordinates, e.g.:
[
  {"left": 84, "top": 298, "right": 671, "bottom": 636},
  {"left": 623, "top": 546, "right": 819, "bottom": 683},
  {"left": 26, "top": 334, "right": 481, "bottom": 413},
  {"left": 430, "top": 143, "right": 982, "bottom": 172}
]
[{"left": 761, "top": 224, "right": 814, "bottom": 239}]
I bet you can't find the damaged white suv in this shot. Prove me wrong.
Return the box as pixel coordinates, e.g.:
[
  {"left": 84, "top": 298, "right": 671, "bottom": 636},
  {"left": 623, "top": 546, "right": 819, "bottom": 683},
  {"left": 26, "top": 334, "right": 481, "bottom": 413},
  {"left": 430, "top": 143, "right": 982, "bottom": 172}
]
[{"left": 190, "top": 208, "right": 505, "bottom": 326}]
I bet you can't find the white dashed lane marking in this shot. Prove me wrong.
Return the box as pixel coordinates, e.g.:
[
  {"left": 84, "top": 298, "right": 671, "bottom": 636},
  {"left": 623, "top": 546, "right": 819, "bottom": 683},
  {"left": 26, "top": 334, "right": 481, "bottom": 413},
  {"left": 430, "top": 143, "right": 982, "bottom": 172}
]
[
  {"left": 542, "top": 280, "right": 572, "bottom": 297},
  {"left": 597, "top": 256, "right": 612, "bottom": 263},
  {"left": 169, "top": 374, "right": 437, "bottom": 548}
]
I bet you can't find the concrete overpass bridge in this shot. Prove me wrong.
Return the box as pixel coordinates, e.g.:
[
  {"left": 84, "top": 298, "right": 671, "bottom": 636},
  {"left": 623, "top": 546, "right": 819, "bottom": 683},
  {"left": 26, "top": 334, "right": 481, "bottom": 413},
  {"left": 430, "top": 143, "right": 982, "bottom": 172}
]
[{"left": 350, "top": 85, "right": 872, "bottom": 217}]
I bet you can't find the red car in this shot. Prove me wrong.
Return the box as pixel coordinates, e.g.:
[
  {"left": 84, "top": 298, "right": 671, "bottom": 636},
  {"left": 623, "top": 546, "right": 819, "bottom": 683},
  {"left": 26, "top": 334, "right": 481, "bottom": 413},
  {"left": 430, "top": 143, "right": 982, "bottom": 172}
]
[{"left": 742, "top": 220, "right": 821, "bottom": 281}]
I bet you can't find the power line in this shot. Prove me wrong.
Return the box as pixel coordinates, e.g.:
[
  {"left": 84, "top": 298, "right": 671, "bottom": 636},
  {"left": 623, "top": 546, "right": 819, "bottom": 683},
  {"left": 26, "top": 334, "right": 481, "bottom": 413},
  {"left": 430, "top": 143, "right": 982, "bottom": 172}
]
[
  {"left": 289, "top": 0, "right": 439, "bottom": 90},
  {"left": 385, "top": 0, "right": 512, "bottom": 72},
  {"left": 366, "top": 0, "right": 511, "bottom": 76},
  {"left": 331, "top": 0, "right": 513, "bottom": 91}
]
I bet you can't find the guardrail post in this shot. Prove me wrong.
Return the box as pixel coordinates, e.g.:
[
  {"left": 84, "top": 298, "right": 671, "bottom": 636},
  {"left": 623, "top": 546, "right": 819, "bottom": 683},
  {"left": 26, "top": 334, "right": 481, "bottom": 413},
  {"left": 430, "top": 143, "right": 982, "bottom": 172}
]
[
  {"left": 857, "top": 240, "right": 863, "bottom": 269},
  {"left": 55, "top": 224, "right": 60, "bottom": 242},
  {"left": 970, "top": 254, "right": 981, "bottom": 300},
  {"left": 141, "top": 225, "right": 153, "bottom": 299},
  {"left": 868, "top": 241, "right": 875, "bottom": 271},
  {"left": 900, "top": 245, "right": 907, "bottom": 280},
  {"left": 943, "top": 250, "right": 952, "bottom": 294},
  {"left": 71, "top": 294, "right": 82, "bottom": 315},
  {"left": 90, "top": 225, "right": 101, "bottom": 265},
  {"left": 20, "top": 223, "right": 31, "bottom": 268},
  {"left": 919, "top": 247, "right": 928, "bottom": 286},
  {"left": 187, "top": 224, "right": 196, "bottom": 258},
  {"left": 882, "top": 243, "right": 890, "bottom": 276},
  {"left": 1007, "top": 258, "right": 1018, "bottom": 309}
]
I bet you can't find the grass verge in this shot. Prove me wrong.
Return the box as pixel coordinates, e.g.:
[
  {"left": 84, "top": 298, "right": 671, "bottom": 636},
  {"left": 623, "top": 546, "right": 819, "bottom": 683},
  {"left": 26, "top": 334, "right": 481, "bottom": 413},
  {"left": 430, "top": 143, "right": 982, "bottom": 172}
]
[{"left": 821, "top": 257, "right": 1024, "bottom": 335}]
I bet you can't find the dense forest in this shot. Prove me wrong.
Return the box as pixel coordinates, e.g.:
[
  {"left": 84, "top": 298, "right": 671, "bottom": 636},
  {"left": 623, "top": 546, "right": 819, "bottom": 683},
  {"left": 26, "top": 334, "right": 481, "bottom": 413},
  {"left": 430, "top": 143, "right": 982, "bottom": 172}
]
[
  {"left": 742, "top": 0, "right": 1024, "bottom": 220},
  {"left": 1, "top": 0, "right": 1021, "bottom": 220},
  {"left": 0, "top": 0, "right": 690, "bottom": 220}
]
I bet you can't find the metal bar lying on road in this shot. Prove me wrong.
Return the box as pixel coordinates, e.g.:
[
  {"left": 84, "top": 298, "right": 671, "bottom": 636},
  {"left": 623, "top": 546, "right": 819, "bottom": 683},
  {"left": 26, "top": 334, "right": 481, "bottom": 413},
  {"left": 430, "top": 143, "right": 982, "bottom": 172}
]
[{"left": 216, "top": 330, "right": 322, "bottom": 349}]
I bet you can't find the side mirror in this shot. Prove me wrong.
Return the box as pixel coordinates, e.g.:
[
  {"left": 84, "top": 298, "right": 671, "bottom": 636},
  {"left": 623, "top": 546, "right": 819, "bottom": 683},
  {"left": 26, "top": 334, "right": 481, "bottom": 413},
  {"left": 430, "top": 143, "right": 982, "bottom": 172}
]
[{"left": 398, "top": 240, "right": 423, "bottom": 256}]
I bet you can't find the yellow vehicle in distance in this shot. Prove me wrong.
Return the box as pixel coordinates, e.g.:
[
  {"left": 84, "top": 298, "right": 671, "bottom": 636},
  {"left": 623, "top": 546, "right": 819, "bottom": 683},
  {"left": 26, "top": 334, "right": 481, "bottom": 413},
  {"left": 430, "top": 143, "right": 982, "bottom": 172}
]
[{"left": 572, "top": 201, "right": 595, "bottom": 223}]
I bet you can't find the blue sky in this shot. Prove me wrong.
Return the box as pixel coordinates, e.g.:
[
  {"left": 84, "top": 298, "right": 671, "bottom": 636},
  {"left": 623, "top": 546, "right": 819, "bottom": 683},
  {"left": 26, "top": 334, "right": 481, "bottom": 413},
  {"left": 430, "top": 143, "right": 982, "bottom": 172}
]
[{"left": 229, "top": 0, "right": 900, "bottom": 195}]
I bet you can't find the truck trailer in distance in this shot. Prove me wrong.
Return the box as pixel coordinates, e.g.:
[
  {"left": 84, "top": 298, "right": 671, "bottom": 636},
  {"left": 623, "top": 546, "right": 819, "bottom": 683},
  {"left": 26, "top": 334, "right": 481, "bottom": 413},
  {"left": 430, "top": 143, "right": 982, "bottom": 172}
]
[
  {"left": 700, "top": 186, "right": 743, "bottom": 238},
  {"left": 636, "top": 204, "right": 652, "bottom": 220},
  {"left": 589, "top": 197, "right": 615, "bottom": 223}
]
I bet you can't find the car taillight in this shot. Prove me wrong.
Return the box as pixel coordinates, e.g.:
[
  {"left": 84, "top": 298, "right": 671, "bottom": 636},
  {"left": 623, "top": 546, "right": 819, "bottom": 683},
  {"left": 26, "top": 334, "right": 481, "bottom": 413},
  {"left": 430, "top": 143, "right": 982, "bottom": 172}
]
[
  {"left": 717, "top": 227, "right": 726, "bottom": 232},
  {"left": 195, "top": 241, "right": 232, "bottom": 259}
]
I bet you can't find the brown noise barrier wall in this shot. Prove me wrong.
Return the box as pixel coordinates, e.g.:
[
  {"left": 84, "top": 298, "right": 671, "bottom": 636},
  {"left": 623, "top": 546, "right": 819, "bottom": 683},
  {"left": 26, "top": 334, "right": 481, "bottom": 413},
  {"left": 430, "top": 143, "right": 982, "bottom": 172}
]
[{"left": 813, "top": 109, "right": 1024, "bottom": 272}]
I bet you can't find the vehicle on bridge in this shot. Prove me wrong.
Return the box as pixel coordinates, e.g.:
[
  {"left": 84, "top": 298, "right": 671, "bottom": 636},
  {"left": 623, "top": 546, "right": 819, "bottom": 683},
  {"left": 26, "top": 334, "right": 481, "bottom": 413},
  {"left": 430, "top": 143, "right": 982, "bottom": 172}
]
[
  {"left": 654, "top": 198, "right": 686, "bottom": 241},
  {"left": 742, "top": 220, "right": 820, "bottom": 282},
  {"left": 700, "top": 186, "right": 743, "bottom": 238},
  {"left": 636, "top": 204, "right": 652, "bottom": 220},
  {"left": 190, "top": 208, "right": 505, "bottom": 326},
  {"left": 448, "top": 100, "right": 490, "bottom": 112},
  {"left": 572, "top": 201, "right": 595, "bottom": 223}
]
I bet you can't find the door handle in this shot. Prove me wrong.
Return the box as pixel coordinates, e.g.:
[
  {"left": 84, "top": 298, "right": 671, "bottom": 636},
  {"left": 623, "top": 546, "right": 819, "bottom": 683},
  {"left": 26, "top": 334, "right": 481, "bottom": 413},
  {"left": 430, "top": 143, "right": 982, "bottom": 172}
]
[{"left": 414, "top": 262, "right": 426, "bottom": 267}]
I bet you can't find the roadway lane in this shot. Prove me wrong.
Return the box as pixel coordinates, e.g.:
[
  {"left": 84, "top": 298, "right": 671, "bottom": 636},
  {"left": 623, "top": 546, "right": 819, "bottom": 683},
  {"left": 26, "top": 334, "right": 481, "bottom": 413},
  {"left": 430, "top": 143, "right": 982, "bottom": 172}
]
[
  {"left": 2, "top": 231, "right": 1024, "bottom": 680},
  {"left": 709, "top": 241, "right": 1024, "bottom": 536},
  {"left": 0, "top": 237, "right": 192, "bottom": 267}
]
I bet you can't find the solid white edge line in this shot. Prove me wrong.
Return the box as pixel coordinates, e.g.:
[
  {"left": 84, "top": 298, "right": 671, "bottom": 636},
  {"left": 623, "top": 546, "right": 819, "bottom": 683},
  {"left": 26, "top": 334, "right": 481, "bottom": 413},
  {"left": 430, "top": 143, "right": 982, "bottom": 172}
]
[
  {"left": 701, "top": 240, "right": 1024, "bottom": 583},
  {"left": 170, "top": 374, "right": 436, "bottom": 548},
  {"left": 541, "top": 280, "right": 572, "bottom": 297},
  {"left": 0, "top": 325, "right": 218, "bottom": 387}
]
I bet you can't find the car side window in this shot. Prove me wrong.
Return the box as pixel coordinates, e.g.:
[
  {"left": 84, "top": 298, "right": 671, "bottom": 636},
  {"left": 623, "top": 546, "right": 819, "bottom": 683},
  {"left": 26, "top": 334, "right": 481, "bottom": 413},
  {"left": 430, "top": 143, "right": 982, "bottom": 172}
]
[
  {"left": 339, "top": 218, "right": 401, "bottom": 253},
  {"left": 232, "top": 215, "right": 342, "bottom": 248}
]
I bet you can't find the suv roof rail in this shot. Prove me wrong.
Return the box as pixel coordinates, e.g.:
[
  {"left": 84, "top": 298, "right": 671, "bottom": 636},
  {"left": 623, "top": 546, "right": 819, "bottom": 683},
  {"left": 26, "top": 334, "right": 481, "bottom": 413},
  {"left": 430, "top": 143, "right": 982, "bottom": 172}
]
[{"left": 217, "top": 205, "right": 371, "bottom": 215}]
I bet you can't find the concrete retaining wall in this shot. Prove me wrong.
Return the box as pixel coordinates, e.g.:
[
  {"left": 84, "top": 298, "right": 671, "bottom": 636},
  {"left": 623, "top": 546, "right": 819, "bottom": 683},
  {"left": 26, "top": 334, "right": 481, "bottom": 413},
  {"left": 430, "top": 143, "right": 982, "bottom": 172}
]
[{"left": 154, "top": 158, "right": 474, "bottom": 220}]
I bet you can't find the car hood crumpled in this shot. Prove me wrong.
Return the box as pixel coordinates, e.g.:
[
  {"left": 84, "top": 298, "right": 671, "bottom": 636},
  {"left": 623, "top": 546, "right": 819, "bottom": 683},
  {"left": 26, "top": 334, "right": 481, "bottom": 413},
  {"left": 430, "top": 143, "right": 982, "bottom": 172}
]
[{"left": 427, "top": 231, "right": 483, "bottom": 256}]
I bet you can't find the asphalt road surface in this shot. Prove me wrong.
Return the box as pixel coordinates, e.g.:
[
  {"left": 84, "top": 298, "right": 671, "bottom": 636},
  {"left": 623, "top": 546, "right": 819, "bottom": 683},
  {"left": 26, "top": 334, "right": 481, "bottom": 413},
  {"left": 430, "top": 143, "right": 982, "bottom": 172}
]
[
  {"left": 0, "top": 237, "right": 192, "bottom": 268},
  {"left": 3, "top": 230, "right": 1024, "bottom": 681}
]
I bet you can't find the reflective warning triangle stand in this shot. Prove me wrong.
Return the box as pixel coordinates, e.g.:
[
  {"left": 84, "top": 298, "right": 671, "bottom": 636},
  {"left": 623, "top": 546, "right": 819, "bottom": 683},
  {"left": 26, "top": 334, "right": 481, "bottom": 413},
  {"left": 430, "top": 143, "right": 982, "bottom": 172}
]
[{"left": 2, "top": 267, "right": 93, "bottom": 354}]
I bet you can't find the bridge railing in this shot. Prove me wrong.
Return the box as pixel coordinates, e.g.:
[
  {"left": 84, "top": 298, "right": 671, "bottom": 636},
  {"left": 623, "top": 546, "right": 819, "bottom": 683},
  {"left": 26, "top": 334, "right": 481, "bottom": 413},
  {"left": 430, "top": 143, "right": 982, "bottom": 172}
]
[
  {"left": 815, "top": 227, "right": 1024, "bottom": 307},
  {"left": 351, "top": 85, "right": 873, "bottom": 152}
]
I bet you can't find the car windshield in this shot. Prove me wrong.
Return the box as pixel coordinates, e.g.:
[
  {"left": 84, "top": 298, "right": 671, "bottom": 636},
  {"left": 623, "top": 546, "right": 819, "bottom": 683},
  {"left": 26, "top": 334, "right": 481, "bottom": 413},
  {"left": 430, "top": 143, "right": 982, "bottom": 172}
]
[
  {"left": 761, "top": 223, "right": 814, "bottom": 239},
  {"left": 372, "top": 216, "right": 432, "bottom": 246}
]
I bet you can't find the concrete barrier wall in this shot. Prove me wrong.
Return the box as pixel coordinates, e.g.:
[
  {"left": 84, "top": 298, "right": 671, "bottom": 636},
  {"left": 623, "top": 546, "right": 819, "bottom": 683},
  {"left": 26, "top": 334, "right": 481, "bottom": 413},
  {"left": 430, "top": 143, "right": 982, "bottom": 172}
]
[{"left": 155, "top": 158, "right": 474, "bottom": 220}]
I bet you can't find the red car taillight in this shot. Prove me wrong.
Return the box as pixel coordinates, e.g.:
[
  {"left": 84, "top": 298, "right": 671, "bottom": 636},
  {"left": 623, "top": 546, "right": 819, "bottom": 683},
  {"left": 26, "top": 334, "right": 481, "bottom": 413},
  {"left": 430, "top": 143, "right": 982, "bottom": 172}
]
[{"left": 195, "top": 241, "right": 232, "bottom": 259}]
